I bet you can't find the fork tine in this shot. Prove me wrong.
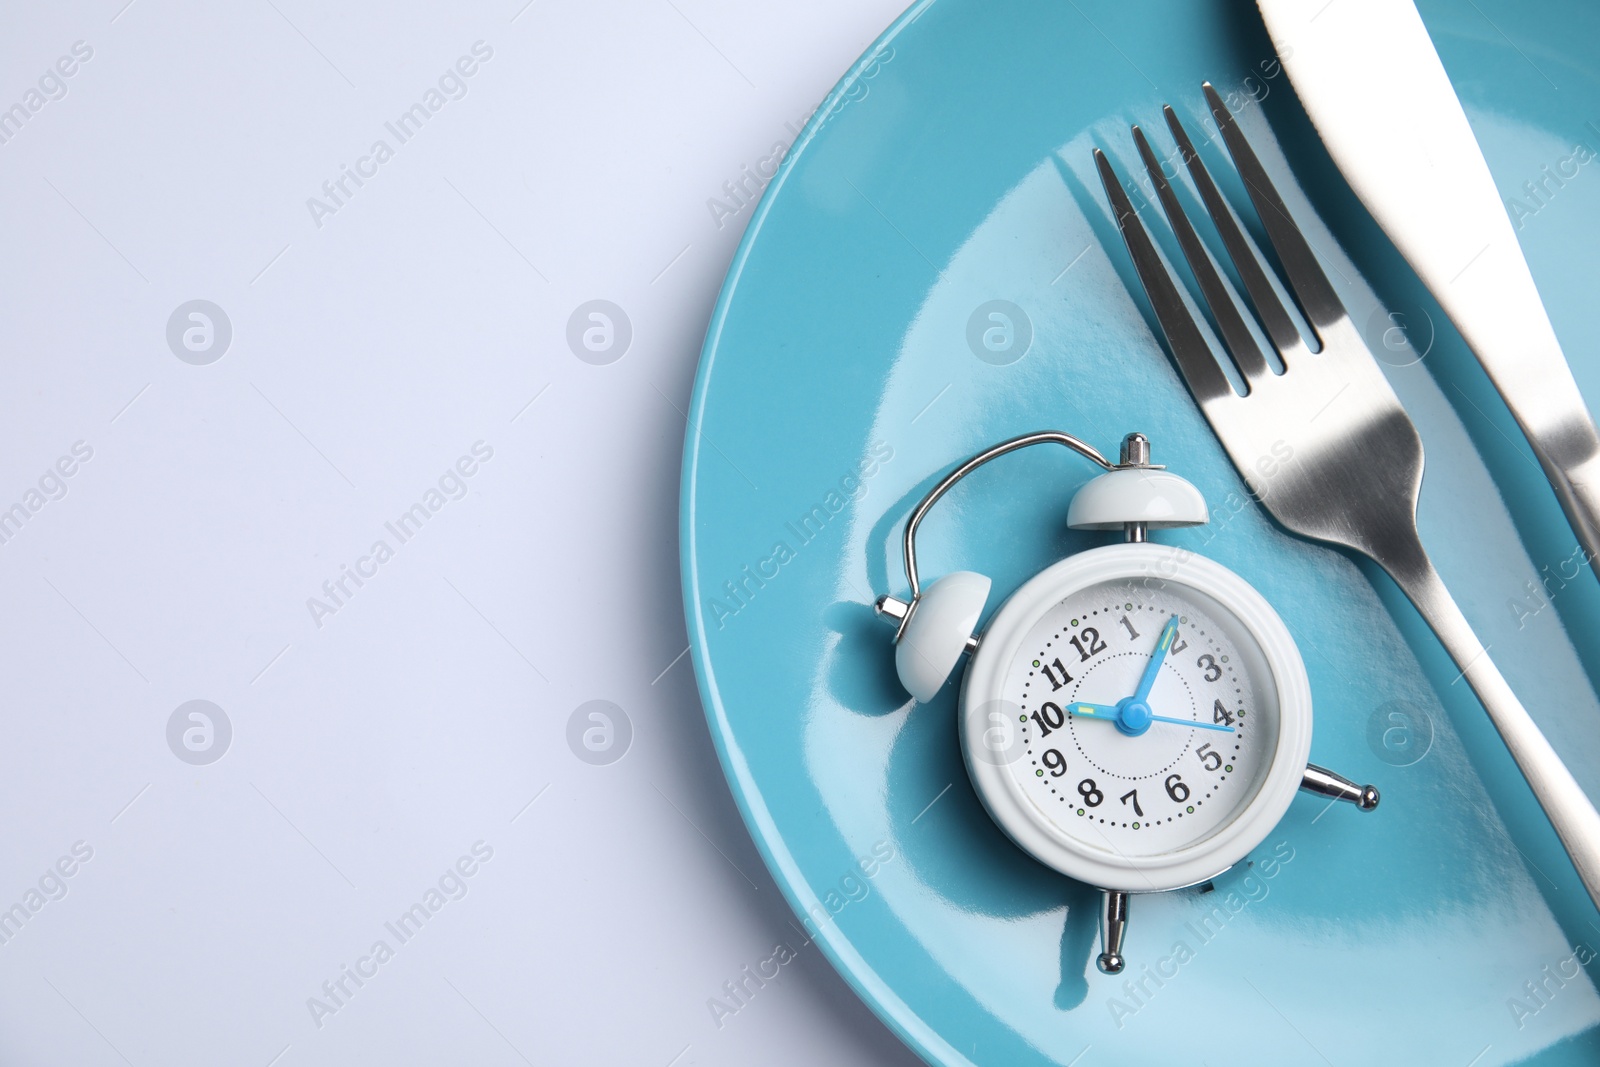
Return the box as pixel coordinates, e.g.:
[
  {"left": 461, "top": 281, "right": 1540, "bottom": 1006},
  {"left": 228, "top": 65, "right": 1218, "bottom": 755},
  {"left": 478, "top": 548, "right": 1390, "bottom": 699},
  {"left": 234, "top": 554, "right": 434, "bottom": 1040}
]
[
  {"left": 1132, "top": 124, "right": 1273, "bottom": 387},
  {"left": 1202, "top": 82, "right": 1346, "bottom": 332},
  {"left": 1162, "top": 105, "right": 1306, "bottom": 362},
  {"left": 1092, "top": 148, "right": 1234, "bottom": 405}
]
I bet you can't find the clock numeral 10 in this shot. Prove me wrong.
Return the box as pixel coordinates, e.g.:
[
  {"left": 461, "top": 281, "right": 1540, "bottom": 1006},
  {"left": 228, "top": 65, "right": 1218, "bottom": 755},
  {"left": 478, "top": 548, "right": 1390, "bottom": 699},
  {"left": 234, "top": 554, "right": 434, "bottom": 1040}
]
[
  {"left": 1030, "top": 701, "right": 1066, "bottom": 737},
  {"left": 1040, "top": 657, "right": 1072, "bottom": 690}
]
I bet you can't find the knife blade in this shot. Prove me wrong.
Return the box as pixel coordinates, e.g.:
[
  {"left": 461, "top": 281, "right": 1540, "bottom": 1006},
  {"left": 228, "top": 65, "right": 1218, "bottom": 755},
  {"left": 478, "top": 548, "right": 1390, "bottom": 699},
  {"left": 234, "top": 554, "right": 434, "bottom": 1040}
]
[{"left": 1257, "top": 0, "right": 1600, "bottom": 581}]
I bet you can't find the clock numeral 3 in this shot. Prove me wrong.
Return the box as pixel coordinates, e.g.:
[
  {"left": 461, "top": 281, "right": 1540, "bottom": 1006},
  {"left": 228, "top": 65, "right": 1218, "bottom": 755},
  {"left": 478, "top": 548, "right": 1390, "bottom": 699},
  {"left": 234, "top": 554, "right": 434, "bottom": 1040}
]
[
  {"left": 1077, "top": 778, "right": 1104, "bottom": 807},
  {"left": 1197, "top": 653, "right": 1222, "bottom": 682},
  {"left": 1040, "top": 657, "right": 1072, "bottom": 690},
  {"left": 1119, "top": 788, "right": 1143, "bottom": 817},
  {"left": 1030, "top": 701, "right": 1066, "bottom": 738},
  {"left": 1068, "top": 627, "right": 1107, "bottom": 661}
]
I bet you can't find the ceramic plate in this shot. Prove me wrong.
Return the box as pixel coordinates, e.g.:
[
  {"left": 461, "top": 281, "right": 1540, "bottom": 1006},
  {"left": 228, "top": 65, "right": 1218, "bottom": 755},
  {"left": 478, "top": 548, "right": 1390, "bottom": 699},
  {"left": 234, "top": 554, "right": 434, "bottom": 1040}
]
[{"left": 681, "top": 0, "right": 1600, "bottom": 1062}]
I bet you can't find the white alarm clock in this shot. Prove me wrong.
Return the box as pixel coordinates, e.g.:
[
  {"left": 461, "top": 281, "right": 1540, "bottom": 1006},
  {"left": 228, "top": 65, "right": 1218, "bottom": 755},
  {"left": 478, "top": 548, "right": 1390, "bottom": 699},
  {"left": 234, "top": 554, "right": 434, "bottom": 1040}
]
[{"left": 875, "top": 430, "right": 1377, "bottom": 974}]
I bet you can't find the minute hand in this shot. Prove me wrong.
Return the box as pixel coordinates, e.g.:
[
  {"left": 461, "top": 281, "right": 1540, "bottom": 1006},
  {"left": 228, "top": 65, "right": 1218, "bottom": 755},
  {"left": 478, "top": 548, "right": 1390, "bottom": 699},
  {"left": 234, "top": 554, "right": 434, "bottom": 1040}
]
[
  {"left": 1132, "top": 615, "right": 1180, "bottom": 703},
  {"left": 1066, "top": 701, "right": 1235, "bottom": 734}
]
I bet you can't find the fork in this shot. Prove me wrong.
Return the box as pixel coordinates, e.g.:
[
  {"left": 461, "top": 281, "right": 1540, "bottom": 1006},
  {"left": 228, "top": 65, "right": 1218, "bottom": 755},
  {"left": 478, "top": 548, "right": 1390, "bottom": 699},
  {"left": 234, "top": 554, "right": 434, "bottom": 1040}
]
[{"left": 1093, "top": 83, "right": 1600, "bottom": 911}]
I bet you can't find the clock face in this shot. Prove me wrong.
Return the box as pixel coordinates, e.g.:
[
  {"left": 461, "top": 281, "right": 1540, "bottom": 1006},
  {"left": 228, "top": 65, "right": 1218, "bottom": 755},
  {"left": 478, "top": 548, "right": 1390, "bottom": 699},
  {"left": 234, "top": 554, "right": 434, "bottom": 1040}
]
[{"left": 992, "top": 578, "right": 1280, "bottom": 864}]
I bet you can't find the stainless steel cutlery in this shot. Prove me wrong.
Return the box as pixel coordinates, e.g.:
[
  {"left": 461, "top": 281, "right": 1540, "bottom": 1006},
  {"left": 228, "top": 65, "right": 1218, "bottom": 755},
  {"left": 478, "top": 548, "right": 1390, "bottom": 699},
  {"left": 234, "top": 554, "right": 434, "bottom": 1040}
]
[
  {"left": 1094, "top": 84, "right": 1600, "bottom": 910},
  {"left": 1259, "top": 0, "right": 1600, "bottom": 584}
]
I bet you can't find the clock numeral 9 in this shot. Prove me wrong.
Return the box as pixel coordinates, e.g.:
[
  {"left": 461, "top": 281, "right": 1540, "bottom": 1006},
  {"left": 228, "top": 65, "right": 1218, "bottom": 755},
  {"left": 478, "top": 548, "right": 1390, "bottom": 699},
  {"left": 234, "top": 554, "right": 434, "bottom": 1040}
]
[
  {"left": 1164, "top": 774, "right": 1190, "bottom": 803},
  {"left": 1196, "top": 742, "right": 1222, "bottom": 772},
  {"left": 1197, "top": 653, "right": 1222, "bottom": 682},
  {"left": 1069, "top": 627, "right": 1107, "bottom": 661},
  {"left": 1077, "top": 778, "right": 1104, "bottom": 807},
  {"left": 1041, "top": 749, "right": 1067, "bottom": 777},
  {"left": 1030, "top": 701, "right": 1066, "bottom": 737}
]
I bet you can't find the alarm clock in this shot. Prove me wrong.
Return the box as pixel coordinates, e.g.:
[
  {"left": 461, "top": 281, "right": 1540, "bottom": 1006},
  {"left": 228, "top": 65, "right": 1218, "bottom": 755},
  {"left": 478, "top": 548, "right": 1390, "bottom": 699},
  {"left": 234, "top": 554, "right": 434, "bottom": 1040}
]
[{"left": 874, "top": 430, "right": 1378, "bottom": 974}]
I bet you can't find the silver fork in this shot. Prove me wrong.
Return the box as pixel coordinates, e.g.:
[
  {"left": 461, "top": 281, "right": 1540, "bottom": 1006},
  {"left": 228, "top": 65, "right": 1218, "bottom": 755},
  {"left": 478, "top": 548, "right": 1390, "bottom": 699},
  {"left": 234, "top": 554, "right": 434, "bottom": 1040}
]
[{"left": 1094, "top": 82, "right": 1600, "bottom": 911}]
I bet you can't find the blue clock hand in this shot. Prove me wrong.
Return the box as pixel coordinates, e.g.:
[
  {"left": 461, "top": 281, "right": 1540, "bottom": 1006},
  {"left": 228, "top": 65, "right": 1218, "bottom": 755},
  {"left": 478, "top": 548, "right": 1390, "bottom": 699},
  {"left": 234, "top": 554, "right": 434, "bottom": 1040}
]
[
  {"left": 1064, "top": 701, "right": 1236, "bottom": 734},
  {"left": 1066, "top": 701, "right": 1121, "bottom": 720},
  {"left": 1148, "top": 713, "right": 1234, "bottom": 733},
  {"left": 1132, "top": 615, "right": 1180, "bottom": 704}
]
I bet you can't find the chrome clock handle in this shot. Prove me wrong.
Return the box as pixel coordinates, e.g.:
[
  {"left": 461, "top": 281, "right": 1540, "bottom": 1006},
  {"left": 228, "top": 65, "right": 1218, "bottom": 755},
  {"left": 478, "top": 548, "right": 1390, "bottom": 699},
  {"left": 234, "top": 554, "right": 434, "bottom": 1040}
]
[{"left": 879, "top": 430, "right": 1112, "bottom": 639}]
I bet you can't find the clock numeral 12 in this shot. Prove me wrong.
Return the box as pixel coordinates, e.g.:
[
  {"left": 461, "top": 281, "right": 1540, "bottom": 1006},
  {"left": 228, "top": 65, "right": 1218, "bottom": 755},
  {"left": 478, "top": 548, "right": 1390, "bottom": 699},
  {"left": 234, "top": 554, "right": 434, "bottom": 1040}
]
[{"left": 1069, "top": 627, "right": 1107, "bottom": 661}]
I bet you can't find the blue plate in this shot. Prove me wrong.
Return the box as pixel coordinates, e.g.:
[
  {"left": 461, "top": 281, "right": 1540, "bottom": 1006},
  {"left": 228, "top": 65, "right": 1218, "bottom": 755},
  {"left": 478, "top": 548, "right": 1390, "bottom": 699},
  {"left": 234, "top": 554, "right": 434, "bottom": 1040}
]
[{"left": 681, "top": 0, "right": 1600, "bottom": 1062}]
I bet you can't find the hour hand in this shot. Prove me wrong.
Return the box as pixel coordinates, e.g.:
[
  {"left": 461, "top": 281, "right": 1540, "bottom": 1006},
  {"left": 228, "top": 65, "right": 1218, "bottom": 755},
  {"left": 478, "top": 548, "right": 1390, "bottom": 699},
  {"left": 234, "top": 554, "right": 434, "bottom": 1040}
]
[{"left": 1066, "top": 701, "right": 1120, "bottom": 721}]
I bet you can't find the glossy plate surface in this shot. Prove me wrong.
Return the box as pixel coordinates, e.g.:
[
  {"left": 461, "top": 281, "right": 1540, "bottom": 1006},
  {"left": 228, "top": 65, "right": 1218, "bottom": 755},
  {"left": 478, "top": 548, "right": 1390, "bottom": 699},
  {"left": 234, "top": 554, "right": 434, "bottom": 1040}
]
[{"left": 682, "top": 1, "right": 1600, "bottom": 1062}]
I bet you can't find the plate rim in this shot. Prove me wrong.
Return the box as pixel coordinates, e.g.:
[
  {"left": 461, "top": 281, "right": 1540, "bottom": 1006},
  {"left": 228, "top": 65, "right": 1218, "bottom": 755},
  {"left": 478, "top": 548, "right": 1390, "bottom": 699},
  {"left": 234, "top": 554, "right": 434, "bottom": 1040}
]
[{"left": 678, "top": 1, "right": 964, "bottom": 1063}]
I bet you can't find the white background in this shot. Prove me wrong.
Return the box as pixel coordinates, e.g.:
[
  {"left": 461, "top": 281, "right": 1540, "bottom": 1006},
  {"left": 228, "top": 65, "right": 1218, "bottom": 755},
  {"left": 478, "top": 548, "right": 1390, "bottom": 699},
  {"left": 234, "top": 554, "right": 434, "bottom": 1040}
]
[{"left": 0, "top": 1, "right": 924, "bottom": 1063}]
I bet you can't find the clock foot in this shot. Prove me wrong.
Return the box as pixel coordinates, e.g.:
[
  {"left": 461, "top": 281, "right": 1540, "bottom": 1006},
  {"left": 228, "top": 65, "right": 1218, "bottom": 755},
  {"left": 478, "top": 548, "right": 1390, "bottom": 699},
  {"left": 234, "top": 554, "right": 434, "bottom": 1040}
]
[
  {"left": 1300, "top": 763, "right": 1380, "bottom": 811},
  {"left": 1096, "top": 889, "right": 1129, "bottom": 974}
]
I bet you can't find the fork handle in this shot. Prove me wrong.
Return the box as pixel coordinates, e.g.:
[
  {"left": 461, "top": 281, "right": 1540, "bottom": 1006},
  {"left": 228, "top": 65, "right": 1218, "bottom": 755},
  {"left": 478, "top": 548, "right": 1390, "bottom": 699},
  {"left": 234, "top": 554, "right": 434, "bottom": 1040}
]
[
  {"left": 1383, "top": 535, "right": 1600, "bottom": 912},
  {"left": 1541, "top": 449, "right": 1600, "bottom": 587}
]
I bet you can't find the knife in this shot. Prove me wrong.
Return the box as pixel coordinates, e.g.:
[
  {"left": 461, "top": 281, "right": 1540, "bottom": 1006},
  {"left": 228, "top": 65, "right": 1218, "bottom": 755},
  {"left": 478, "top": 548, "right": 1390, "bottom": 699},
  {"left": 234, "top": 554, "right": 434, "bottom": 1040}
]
[{"left": 1257, "top": 0, "right": 1600, "bottom": 582}]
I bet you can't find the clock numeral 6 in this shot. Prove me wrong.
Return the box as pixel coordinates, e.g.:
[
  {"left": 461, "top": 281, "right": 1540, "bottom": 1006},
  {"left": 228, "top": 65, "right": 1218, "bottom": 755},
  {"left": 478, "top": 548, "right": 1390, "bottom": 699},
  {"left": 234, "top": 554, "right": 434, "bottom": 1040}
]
[
  {"left": 1197, "top": 654, "right": 1222, "bottom": 682},
  {"left": 1196, "top": 742, "right": 1222, "bottom": 772},
  {"left": 1077, "top": 778, "right": 1104, "bottom": 807},
  {"left": 1164, "top": 773, "right": 1190, "bottom": 803}
]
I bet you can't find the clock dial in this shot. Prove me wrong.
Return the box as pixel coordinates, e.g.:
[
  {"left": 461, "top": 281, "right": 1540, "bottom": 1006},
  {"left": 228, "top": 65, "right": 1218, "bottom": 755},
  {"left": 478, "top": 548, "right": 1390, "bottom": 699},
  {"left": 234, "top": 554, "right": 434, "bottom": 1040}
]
[{"left": 1000, "top": 578, "right": 1277, "bottom": 861}]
